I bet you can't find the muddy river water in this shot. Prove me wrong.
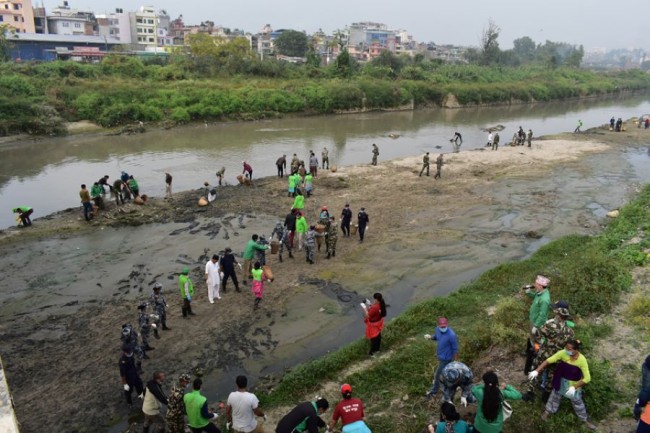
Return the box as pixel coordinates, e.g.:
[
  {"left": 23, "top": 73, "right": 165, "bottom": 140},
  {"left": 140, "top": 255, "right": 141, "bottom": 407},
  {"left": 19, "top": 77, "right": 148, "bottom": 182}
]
[{"left": 1, "top": 95, "right": 650, "bottom": 432}]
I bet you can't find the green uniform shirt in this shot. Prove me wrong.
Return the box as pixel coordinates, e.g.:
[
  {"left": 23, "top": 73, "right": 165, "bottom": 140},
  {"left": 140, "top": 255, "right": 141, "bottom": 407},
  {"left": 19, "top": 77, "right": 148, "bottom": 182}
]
[
  {"left": 244, "top": 239, "right": 267, "bottom": 260},
  {"left": 90, "top": 184, "right": 103, "bottom": 198},
  {"left": 179, "top": 274, "right": 195, "bottom": 298},
  {"left": 296, "top": 216, "right": 308, "bottom": 233},
  {"left": 252, "top": 268, "right": 263, "bottom": 282},
  {"left": 184, "top": 390, "right": 210, "bottom": 429},
  {"left": 13, "top": 206, "right": 31, "bottom": 213},
  {"left": 527, "top": 289, "right": 551, "bottom": 328},
  {"left": 293, "top": 195, "right": 305, "bottom": 210}
]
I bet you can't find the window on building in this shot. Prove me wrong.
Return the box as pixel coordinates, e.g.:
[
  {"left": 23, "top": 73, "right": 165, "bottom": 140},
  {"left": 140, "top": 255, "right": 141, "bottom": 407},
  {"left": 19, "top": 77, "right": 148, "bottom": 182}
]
[
  {"left": 0, "top": 16, "right": 3, "bottom": 22},
  {"left": 13, "top": 15, "right": 18, "bottom": 22},
  {"left": 74, "top": 23, "right": 81, "bottom": 28},
  {"left": 62, "top": 22, "right": 69, "bottom": 27},
  {"left": 136, "top": 18, "right": 143, "bottom": 23},
  {"left": 147, "top": 19, "right": 154, "bottom": 24},
  {"left": 147, "top": 28, "right": 153, "bottom": 33},
  {"left": 14, "top": 3, "right": 21, "bottom": 9},
  {"left": 4, "top": 4, "right": 8, "bottom": 9},
  {"left": 148, "top": 37, "right": 154, "bottom": 42}
]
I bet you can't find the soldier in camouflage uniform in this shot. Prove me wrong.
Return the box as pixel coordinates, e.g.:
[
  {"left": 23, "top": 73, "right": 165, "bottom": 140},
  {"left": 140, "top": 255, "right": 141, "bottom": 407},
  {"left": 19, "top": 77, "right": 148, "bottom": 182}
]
[
  {"left": 371, "top": 144, "right": 379, "bottom": 165},
  {"left": 255, "top": 235, "right": 269, "bottom": 266},
  {"left": 138, "top": 302, "right": 158, "bottom": 349},
  {"left": 166, "top": 373, "right": 191, "bottom": 433},
  {"left": 305, "top": 225, "right": 316, "bottom": 264},
  {"left": 272, "top": 222, "right": 293, "bottom": 263},
  {"left": 150, "top": 283, "right": 170, "bottom": 331},
  {"left": 419, "top": 152, "right": 430, "bottom": 176},
  {"left": 326, "top": 216, "right": 338, "bottom": 259},
  {"left": 121, "top": 324, "right": 147, "bottom": 372},
  {"left": 525, "top": 300, "right": 575, "bottom": 401}
]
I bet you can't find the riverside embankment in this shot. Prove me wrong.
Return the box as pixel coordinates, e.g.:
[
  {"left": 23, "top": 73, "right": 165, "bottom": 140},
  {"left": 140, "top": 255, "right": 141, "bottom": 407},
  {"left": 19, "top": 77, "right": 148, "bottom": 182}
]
[{"left": 0, "top": 122, "right": 649, "bottom": 433}]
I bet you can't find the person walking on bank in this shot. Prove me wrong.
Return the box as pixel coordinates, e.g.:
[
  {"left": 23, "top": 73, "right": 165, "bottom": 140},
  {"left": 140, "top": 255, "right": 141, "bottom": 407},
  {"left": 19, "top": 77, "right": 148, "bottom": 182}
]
[
  {"left": 340, "top": 203, "right": 352, "bottom": 237},
  {"left": 143, "top": 371, "right": 168, "bottom": 433},
  {"left": 527, "top": 129, "right": 533, "bottom": 147},
  {"left": 276, "top": 154, "right": 287, "bottom": 178},
  {"left": 150, "top": 283, "right": 170, "bottom": 331},
  {"left": 322, "top": 147, "right": 329, "bottom": 170},
  {"left": 179, "top": 267, "right": 196, "bottom": 319},
  {"left": 205, "top": 254, "right": 222, "bottom": 303},
  {"left": 184, "top": 378, "right": 221, "bottom": 433},
  {"left": 12, "top": 206, "right": 33, "bottom": 227},
  {"left": 357, "top": 208, "right": 369, "bottom": 243},
  {"left": 165, "top": 172, "right": 173, "bottom": 199},
  {"left": 472, "top": 371, "right": 522, "bottom": 433},
  {"left": 492, "top": 133, "right": 500, "bottom": 151},
  {"left": 425, "top": 317, "right": 459, "bottom": 398},
  {"left": 292, "top": 190, "right": 305, "bottom": 212},
  {"left": 524, "top": 275, "right": 551, "bottom": 375},
  {"left": 420, "top": 152, "right": 430, "bottom": 177},
  {"left": 296, "top": 211, "right": 308, "bottom": 251},
  {"left": 329, "top": 384, "right": 371, "bottom": 433},
  {"left": 119, "top": 346, "right": 144, "bottom": 406},
  {"left": 434, "top": 154, "right": 444, "bottom": 179},
  {"left": 371, "top": 144, "right": 379, "bottom": 166},
  {"left": 167, "top": 373, "right": 191, "bottom": 433},
  {"left": 251, "top": 261, "right": 269, "bottom": 309},
  {"left": 220, "top": 247, "right": 242, "bottom": 293},
  {"left": 529, "top": 340, "right": 597, "bottom": 431},
  {"left": 326, "top": 216, "right": 338, "bottom": 259},
  {"left": 276, "top": 398, "right": 330, "bottom": 433},
  {"left": 574, "top": 120, "right": 583, "bottom": 133},
  {"left": 362, "top": 292, "right": 387, "bottom": 356},
  {"left": 305, "top": 225, "right": 317, "bottom": 264},
  {"left": 227, "top": 375, "right": 266, "bottom": 433},
  {"left": 80, "top": 184, "right": 93, "bottom": 222},
  {"left": 243, "top": 235, "right": 269, "bottom": 285}
]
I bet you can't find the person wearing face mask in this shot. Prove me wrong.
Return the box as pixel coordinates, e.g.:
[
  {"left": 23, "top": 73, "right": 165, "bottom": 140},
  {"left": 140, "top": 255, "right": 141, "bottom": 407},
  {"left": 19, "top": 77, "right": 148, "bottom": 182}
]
[
  {"left": 119, "top": 346, "right": 144, "bottom": 406},
  {"left": 167, "top": 373, "right": 192, "bottom": 433},
  {"left": 424, "top": 317, "right": 459, "bottom": 399},
  {"left": 143, "top": 370, "right": 169, "bottom": 433},
  {"left": 528, "top": 339, "right": 597, "bottom": 431}
]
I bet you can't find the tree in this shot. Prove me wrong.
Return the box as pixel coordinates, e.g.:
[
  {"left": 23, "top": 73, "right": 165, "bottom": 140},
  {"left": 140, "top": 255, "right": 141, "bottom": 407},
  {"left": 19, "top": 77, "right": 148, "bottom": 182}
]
[
  {"left": 334, "top": 49, "right": 353, "bottom": 78},
  {"left": 512, "top": 36, "right": 536, "bottom": 63},
  {"left": 274, "top": 30, "right": 308, "bottom": 57},
  {"left": 480, "top": 19, "right": 501, "bottom": 65},
  {"left": 0, "top": 24, "right": 17, "bottom": 62}
]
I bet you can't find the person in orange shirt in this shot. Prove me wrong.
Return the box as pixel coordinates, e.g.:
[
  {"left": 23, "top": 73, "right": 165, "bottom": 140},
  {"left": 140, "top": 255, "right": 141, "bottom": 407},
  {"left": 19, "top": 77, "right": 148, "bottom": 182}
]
[{"left": 362, "top": 293, "right": 387, "bottom": 356}]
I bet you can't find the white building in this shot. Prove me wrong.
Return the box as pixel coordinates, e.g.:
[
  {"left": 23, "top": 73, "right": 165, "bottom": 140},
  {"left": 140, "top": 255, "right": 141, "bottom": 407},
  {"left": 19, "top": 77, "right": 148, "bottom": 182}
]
[
  {"left": 47, "top": 1, "right": 96, "bottom": 36},
  {"left": 96, "top": 8, "right": 131, "bottom": 44},
  {"left": 129, "top": 5, "right": 157, "bottom": 47}
]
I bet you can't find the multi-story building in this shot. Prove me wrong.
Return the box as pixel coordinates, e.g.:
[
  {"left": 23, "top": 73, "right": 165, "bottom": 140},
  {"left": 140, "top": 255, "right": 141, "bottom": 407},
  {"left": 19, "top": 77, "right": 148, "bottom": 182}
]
[
  {"left": 96, "top": 8, "right": 131, "bottom": 44},
  {"left": 348, "top": 22, "right": 396, "bottom": 59},
  {"left": 129, "top": 5, "right": 157, "bottom": 47},
  {"left": 47, "top": 1, "right": 97, "bottom": 36},
  {"left": 0, "top": 0, "right": 35, "bottom": 33}
]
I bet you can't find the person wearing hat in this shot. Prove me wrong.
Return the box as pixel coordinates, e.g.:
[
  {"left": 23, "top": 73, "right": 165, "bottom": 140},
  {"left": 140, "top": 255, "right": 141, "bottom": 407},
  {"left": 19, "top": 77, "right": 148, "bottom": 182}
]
[
  {"left": 184, "top": 378, "right": 220, "bottom": 433},
  {"left": 329, "top": 384, "right": 370, "bottom": 433},
  {"left": 276, "top": 154, "right": 287, "bottom": 178},
  {"left": 525, "top": 300, "right": 576, "bottom": 402},
  {"left": 523, "top": 275, "right": 551, "bottom": 375},
  {"left": 438, "top": 361, "right": 476, "bottom": 407},
  {"left": 226, "top": 375, "right": 266, "bottom": 433},
  {"left": 12, "top": 206, "right": 33, "bottom": 226},
  {"left": 121, "top": 323, "right": 147, "bottom": 365},
  {"left": 424, "top": 317, "right": 459, "bottom": 398},
  {"left": 419, "top": 152, "right": 430, "bottom": 177},
  {"left": 150, "top": 283, "right": 170, "bottom": 331},
  {"left": 179, "top": 267, "right": 196, "bottom": 319},
  {"left": 167, "top": 373, "right": 192, "bottom": 433},
  {"left": 220, "top": 247, "right": 242, "bottom": 292},
  {"left": 119, "top": 345, "right": 144, "bottom": 406},
  {"left": 243, "top": 161, "right": 253, "bottom": 180},
  {"left": 138, "top": 302, "right": 158, "bottom": 349},
  {"left": 357, "top": 208, "right": 369, "bottom": 243},
  {"left": 276, "top": 398, "right": 329, "bottom": 433}
]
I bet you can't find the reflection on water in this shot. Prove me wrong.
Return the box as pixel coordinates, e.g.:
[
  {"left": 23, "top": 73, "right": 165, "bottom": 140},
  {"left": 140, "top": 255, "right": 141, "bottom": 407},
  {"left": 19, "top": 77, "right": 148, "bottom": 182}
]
[{"left": 1, "top": 93, "right": 650, "bottom": 228}]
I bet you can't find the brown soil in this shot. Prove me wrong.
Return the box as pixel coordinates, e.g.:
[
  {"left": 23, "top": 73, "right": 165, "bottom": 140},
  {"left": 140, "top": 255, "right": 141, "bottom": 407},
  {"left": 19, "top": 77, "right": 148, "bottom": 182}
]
[{"left": 0, "top": 124, "right": 648, "bottom": 433}]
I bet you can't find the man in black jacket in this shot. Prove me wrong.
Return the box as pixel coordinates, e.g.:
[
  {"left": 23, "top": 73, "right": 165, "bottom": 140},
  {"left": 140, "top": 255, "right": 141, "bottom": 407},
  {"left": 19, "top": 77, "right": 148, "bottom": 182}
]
[
  {"left": 143, "top": 371, "right": 169, "bottom": 433},
  {"left": 340, "top": 204, "right": 352, "bottom": 237},
  {"left": 276, "top": 398, "right": 329, "bottom": 433},
  {"left": 119, "top": 346, "right": 144, "bottom": 406},
  {"left": 220, "top": 247, "right": 241, "bottom": 293},
  {"left": 284, "top": 209, "right": 297, "bottom": 249}
]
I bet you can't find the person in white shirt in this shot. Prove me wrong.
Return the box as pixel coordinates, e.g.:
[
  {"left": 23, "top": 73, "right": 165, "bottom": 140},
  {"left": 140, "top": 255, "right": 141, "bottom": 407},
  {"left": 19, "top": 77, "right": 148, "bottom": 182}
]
[
  {"left": 205, "top": 254, "right": 222, "bottom": 303},
  {"left": 487, "top": 131, "right": 494, "bottom": 148},
  {"left": 226, "top": 375, "right": 266, "bottom": 433}
]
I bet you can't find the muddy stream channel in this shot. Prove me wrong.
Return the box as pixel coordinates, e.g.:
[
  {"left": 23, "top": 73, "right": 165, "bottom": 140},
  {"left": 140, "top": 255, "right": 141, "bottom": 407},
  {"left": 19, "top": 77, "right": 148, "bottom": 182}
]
[{"left": 1, "top": 94, "right": 650, "bottom": 433}]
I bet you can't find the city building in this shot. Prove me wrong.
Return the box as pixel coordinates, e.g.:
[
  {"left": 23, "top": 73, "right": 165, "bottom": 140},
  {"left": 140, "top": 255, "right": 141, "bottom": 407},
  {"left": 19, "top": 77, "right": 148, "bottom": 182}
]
[
  {"left": 7, "top": 32, "right": 122, "bottom": 61},
  {"left": 96, "top": 8, "right": 132, "bottom": 44},
  {"left": 129, "top": 5, "right": 157, "bottom": 47},
  {"left": 348, "top": 22, "right": 396, "bottom": 59},
  {"left": 46, "top": 1, "right": 97, "bottom": 36},
  {"left": 0, "top": 0, "right": 35, "bottom": 33}
]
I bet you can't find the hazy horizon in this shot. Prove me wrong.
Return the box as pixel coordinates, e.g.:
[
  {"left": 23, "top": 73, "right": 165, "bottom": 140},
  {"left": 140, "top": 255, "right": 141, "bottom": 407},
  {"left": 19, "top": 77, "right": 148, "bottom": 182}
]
[{"left": 53, "top": 0, "right": 648, "bottom": 50}]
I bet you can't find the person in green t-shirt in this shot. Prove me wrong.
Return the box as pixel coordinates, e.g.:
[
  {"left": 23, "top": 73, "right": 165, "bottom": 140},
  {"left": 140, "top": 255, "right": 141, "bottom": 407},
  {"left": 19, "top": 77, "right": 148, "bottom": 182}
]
[
  {"left": 183, "top": 378, "right": 220, "bottom": 433},
  {"left": 12, "top": 206, "right": 33, "bottom": 226}
]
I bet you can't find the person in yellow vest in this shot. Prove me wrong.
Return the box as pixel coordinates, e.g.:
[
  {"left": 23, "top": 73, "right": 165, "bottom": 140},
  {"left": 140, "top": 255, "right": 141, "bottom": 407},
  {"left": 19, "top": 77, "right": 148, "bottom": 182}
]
[
  {"left": 183, "top": 378, "right": 221, "bottom": 433},
  {"left": 179, "top": 267, "right": 196, "bottom": 319}
]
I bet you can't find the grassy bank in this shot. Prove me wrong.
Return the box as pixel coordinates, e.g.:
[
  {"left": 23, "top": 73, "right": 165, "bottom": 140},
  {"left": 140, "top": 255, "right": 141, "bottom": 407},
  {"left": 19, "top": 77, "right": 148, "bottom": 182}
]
[
  {"left": 1, "top": 58, "right": 650, "bottom": 135},
  {"left": 259, "top": 184, "right": 650, "bottom": 432}
]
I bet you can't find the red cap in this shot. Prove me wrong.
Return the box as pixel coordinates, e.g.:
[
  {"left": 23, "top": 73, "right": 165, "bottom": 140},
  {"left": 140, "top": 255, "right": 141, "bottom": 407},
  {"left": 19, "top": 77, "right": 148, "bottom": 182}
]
[
  {"left": 341, "top": 383, "right": 352, "bottom": 394},
  {"left": 438, "top": 317, "right": 448, "bottom": 327}
]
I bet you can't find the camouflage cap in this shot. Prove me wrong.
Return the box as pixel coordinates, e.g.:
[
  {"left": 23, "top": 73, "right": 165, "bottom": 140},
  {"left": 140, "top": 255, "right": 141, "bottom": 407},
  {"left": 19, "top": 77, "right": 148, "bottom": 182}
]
[{"left": 178, "top": 373, "right": 191, "bottom": 383}]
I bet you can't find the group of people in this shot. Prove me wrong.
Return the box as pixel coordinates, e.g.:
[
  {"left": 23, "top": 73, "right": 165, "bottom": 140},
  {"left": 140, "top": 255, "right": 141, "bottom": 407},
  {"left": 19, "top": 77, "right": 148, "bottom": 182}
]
[
  {"left": 79, "top": 171, "right": 144, "bottom": 221},
  {"left": 485, "top": 126, "right": 533, "bottom": 150},
  {"left": 418, "top": 274, "right": 598, "bottom": 432},
  {"left": 419, "top": 152, "right": 444, "bottom": 178}
]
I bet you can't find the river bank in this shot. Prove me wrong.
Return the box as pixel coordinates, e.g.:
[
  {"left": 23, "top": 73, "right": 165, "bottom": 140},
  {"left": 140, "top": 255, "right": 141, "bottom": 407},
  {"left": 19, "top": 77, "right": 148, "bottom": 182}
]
[{"left": 0, "top": 124, "right": 648, "bottom": 433}]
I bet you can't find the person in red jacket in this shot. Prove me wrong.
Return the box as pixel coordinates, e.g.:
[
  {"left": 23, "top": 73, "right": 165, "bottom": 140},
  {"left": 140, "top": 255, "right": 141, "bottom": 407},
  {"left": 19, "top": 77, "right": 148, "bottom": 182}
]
[
  {"left": 242, "top": 161, "right": 253, "bottom": 180},
  {"left": 362, "top": 292, "right": 387, "bottom": 356}
]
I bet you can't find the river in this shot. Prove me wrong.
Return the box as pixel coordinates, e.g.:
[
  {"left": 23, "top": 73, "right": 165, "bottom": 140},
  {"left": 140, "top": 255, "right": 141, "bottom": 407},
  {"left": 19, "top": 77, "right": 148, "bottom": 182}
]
[{"left": 1, "top": 94, "right": 650, "bottom": 229}]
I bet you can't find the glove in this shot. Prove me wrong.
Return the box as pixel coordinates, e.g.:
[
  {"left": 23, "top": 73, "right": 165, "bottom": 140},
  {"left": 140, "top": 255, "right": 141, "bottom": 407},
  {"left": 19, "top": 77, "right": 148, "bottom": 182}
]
[
  {"left": 226, "top": 422, "right": 232, "bottom": 430},
  {"left": 220, "top": 272, "right": 225, "bottom": 280},
  {"left": 360, "top": 302, "right": 367, "bottom": 309},
  {"left": 123, "top": 384, "right": 130, "bottom": 392},
  {"left": 565, "top": 386, "right": 576, "bottom": 398},
  {"left": 186, "top": 295, "right": 191, "bottom": 301},
  {"left": 460, "top": 396, "right": 468, "bottom": 407},
  {"left": 151, "top": 323, "right": 157, "bottom": 329},
  {"left": 138, "top": 393, "right": 144, "bottom": 399},
  {"left": 527, "top": 370, "right": 539, "bottom": 381},
  {"left": 424, "top": 334, "right": 432, "bottom": 340},
  {"left": 237, "top": 263, "right": 242, "bottom": 269},
  {"left": 212, "top": 413, "right": 219, "bottom": 420},
  {"left": 263, "top": 415, "right": 268, "bottom": 421}
]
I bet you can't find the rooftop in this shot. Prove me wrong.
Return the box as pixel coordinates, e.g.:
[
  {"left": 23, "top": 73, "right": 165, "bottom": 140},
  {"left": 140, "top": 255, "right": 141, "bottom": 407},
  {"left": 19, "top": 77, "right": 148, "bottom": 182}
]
[{"left": 8, "top": 32, "right": 123, "bottom": 45}]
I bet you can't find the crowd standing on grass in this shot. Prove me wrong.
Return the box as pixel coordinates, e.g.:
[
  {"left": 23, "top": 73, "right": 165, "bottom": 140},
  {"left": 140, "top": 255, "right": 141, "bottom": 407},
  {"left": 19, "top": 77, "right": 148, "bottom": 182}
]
[{"left": 87, "top": 139, "right": 625, "bottom": 433}]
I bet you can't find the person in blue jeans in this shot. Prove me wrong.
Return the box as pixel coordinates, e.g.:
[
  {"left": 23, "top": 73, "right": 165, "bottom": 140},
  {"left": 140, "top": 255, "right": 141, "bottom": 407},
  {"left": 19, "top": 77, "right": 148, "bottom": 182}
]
[{"left": 424, "top": 317, "right": 459, "bottom": 397}]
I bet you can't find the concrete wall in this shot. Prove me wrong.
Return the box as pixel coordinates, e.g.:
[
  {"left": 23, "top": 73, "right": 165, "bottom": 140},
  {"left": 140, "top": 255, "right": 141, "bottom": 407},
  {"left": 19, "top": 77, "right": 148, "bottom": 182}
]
[{"left": 0, "top": 356, "right": 19, "bottom": 433}]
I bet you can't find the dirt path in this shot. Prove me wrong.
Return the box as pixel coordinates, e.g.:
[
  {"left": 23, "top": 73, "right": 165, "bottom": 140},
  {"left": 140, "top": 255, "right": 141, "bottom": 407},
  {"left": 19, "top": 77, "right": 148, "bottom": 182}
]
[{"left": 0, "top": 125, "right": 648, "bottom": 433}]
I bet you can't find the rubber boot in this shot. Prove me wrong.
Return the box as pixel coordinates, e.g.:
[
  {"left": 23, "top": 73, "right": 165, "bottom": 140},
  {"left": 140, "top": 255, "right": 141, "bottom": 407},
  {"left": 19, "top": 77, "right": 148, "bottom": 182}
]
[
  {"left": 153, "top": 329, "right": 160, "bottom": 339},
  {"left": 289, "top": 251, "right": 294, "bottom": 259},
  {"left": 162, "top": 325, "right": 171, "bottom": 331},
  {"left": 279, "top": 254, "right": 283, "bottom": 263},
  {"left": 332, "top": 251, "right": 335, "bottom": 257},
  {"left": 326, "top": 252, "right": 330, "bottom": 259},
  {"left": 144, "top": 345, "right": 155, "bottom": 351}
]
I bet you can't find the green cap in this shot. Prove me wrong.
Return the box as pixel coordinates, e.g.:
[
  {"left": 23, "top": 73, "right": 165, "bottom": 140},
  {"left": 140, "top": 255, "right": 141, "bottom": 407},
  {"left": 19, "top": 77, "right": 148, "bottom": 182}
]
[{"left": 182, "top": 267, "right": 190, "bottom": 275}]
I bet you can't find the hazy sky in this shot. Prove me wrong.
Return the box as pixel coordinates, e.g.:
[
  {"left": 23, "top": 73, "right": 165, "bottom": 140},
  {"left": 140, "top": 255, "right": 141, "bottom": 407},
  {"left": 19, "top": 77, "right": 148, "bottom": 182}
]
[{"left": 67, "top": 0, "right": 648, "bottom": 50}]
